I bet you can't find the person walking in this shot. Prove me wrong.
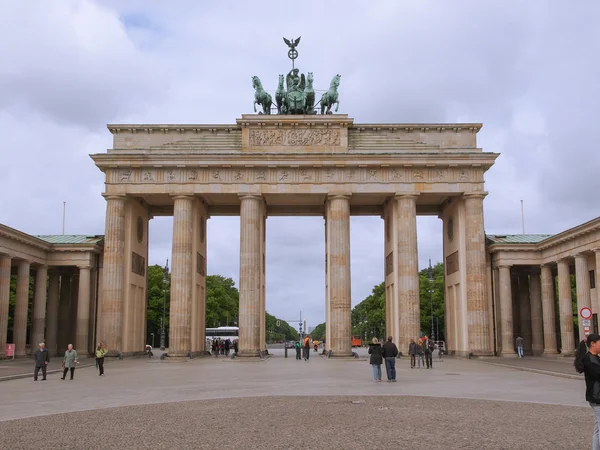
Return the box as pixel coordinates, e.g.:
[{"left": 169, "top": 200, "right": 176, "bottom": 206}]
[
  {"left": 61, "top": 344, "right": 78, "bottom": 380},
  {"left": 303, "top": 335, "right": 311, "bottom": 361},
  {"left": 425, "top": 336, "right": 434, "bottom": 369},
  {"left": 438, "top": 341, "right": 444, "bottom": 360},
  {"left": 574, "top": 334, "right": 600, "bottom": 449},
  {"left": 382, "top": 336, "right": 399, "bottom": 382},
  {"left": 294, "top": 340, "right": 302, "bottom": 360},
  {"left": 368, "top": 337, "right": 384, "bottom": 382},
  {"left": 225, "top": 339, "right": 231, "bottom": 357},
  {"left": 408, "top": 339, "right": 417, "bottom": 368},
  {"left": 95, "top": 342, "right": 106, "bottom": 376},
  {"left": 516, "top": 336, "right": 524, "bottom": 358},
  {"left": 33, "top": 342, "right": 50, "bottom": 381},
  {"left": 417, "top": 338, "right": 425, "bottom": 368}
]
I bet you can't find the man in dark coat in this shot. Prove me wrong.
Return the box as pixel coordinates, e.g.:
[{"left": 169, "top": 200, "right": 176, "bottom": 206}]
[
  {"left": 33, "top": 342, "right": 50, "bottom": 381},
  {"left": 382, "top": 336, "right": 399, "bottom": 382}
]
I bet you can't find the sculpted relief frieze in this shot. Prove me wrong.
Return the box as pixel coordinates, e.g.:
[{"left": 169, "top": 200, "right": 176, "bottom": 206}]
[
  {"left": 109, "top": 166, "right": 478, "bottom": 185},
  {"left": 249, "top": 129, "right": 341, "bottom": 147}
]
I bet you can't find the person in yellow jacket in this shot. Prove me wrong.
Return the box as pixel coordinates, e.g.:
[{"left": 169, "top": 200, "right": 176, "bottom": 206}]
[
  {"left": 95, "top": 342, "right": 107, "bottom": 376},
  {"left": 303, "top": 335, "right": 311, "bottom": 361},
  {"left": 313, "top": 339, "right": 319, "bottom": 352}
]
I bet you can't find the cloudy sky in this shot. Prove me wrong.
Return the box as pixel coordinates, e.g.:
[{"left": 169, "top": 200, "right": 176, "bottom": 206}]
[{"left": 1, "top": 1, "right": 598, "bottom": 330}]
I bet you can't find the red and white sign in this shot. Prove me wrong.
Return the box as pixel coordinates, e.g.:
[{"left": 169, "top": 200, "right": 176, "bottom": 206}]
[
  {"left": 580, "top": 307, "right": 593, "bottom": 320},
  {"left": 5, "top": 343, "right": 15, "bottom": 358},
  {"left": 584, "top": 327, "right": 591, "bottom": 336}
]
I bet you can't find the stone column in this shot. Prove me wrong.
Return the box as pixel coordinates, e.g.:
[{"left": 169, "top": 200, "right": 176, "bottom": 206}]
[
  {"left": 464, "top": 193, "right": 492, "bottom": 355},
  {"left": 326, "top": 195, "right": 352, "bottom": 357},
  {"left": 69, "top": 272, "right": 79, "bottom": 345},
  {"left": 30, "top": 265, "right": 48, "bottom": 349},
  {"left": 169, "top": 195, "right": 194, "bottom": 358},
  {"left": 14, "top": 260, "right": 30, "bottom": 357},
  {"left": 396, "top": 194, "right": 419, "bottom": 354},
  {"left": 58, "top": 273, "right": 71, "bottom": 351},
  {"left": 45, "top": 270, "right": 60, "bottom": 355},
  {"left": 529, "top": 268, "right": 543, "bottom": 355},
  {"left": 557, "top": 259, "right": 575, "bottom": 355},
  {"left": 518, "top": 272, "right": 532, "bottom": 353},
  {"left": 498, "top": 265, "right": 515, "bottom": 355},
  {"left": 76, "top": 266, "right": 91, "bottom": 355},
  {"left": 100, "top": 195, "right": 126, "bottom": 354},
  {"left": 575, "top": 253, "right": 592, "bottom": 339},
  {"left": 0, "top": 255, "right": 11, "bottom": 358},
  {"left": 540, "top": 264, "right": 558, "bottom": 354},
  {"left": 238, "top": 195, "right": 263, "bottom": 357}
]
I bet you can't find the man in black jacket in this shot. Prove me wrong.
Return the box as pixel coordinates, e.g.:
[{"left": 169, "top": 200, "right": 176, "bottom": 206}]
[
  {"left": 382, "top": 336, "right": 399, "bottom": 382},
  {"left": 33, "top": 342, "right": 50, "bottom": 381}
]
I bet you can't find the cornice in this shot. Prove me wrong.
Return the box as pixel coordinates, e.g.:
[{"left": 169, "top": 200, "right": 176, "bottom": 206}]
[{"left": 0, "top": 224, "right": 52, "bottom": 251}]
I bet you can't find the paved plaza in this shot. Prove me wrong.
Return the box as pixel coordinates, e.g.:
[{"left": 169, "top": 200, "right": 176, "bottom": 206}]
[{"left": 0, "top": 349, "right": 593, "bottom": 449}]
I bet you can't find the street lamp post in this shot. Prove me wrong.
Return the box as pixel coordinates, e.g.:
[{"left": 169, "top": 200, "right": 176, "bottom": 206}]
[
  {"left": 150, "top": 333, "right": 155, "bottom": 348},
  {"left": 428, "top": 258, "right": 435, "bottom": 341},
  {"left": 159, "top": 258, "right": 169, "bottom": 351}
]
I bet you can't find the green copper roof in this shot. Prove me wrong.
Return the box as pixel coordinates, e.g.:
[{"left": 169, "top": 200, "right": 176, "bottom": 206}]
[
  {"left": 34, "top": 235, "right": 104, "bottom": 245},
  {"left": 486, "top": 234, "right": 553, "bottom": 245}
]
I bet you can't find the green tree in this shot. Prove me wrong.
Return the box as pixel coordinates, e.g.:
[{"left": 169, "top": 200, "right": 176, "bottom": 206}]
[
  {"left": 419, "top": 262, "right": 445, "bottom": 340},
  {"left": 311, "top": 322, "right": 326, "bottom": 341},
  {"left": 266, "top": 312, "right": 298, "bottom": 342},
  {"left": 146, "top": 264, "right": 170, "bottom": 347}
]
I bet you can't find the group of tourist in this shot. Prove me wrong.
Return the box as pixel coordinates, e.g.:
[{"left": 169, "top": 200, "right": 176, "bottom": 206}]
[
  {"left": 367, "top": 335, "right": 442, "bottom": 382},
  {"left": 293, "top": 336, "right": 319, "bottom": 361},
  {"left": 210, "top": 338, "right": 237, "bottom": 357},
  {"left": 33, "top": 341, "right": 107, "bottom": 381},
  {"left": 407, "top": 336, "right": 439, "bottom": 369}
]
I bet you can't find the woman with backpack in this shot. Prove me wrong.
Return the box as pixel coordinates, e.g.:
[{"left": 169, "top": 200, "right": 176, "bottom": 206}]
[
  {"left": 574, "top": 333, "right": 600, "bottom": 449},
  {"left": 368, "top": 337, "right": 384, "bottom": 382}
]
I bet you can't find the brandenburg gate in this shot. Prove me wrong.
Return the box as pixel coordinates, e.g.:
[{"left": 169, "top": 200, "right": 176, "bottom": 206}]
[
  {"left": 91, "top": 113, "right": 497, "bottom": 358},
  {"left": 91, "top": 39, "right": 497, "bottom": 359}
]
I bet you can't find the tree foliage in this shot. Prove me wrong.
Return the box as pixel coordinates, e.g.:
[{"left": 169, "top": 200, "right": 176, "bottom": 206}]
[
  {"left": 311, "top": 262, "right": 447, "bottom": 344},
  {"left": 145, "top": 265, "right": 296, "bottom": 345}
]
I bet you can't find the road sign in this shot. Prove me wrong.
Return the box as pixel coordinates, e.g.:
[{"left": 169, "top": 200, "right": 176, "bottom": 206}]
[
  {"left": 580, "top": 307, "right": 593, "bottom": 320},
  {"left": 582, "top": 319, "right": 592, "bottom": 327},
  {"left": 584, "top": 326, "right": 591, "bottom": 336},
  {"left": 5, "top": 343, "right": 14, "bottom": 359}
]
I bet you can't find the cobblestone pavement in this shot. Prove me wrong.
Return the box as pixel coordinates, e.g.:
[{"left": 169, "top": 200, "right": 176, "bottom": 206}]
[
  {"left": 0, "top": 396, "right": 590, "bottom": 449},
  {"left": 0, "top": 349, "right": 592, "bottom": 449}
]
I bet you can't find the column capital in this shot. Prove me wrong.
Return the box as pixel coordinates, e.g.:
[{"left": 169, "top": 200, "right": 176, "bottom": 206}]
[
  {"left": 171, "top": 194, "right": 195, "bottom": 200},
  {"left": 496, "top": 263, "right": 512, "bottom": 269},
  {"left": 238, "top": 194, "right": 263, "bottom": 201},
  {"left": 77, "top": 265, "right": 92, "bottom": 270},
  {"left": 463, "top": 192, "right": 488, "bottom": 200},
  {"left": 394, "top": 193, "right": 419, "bottom": 200},
  {"left": 102, "top": 194, "right": 126, "bottom": 201},
  {"left": 327, "top": 194, "right": 351, "bottom": 201},
  {"left": 0, "top": 253, "right": 13, "bottom": 260},
  {"left": 528, "top": 266, "right": 541, "bottom": 275},
  {"left": 575, "top": 252, "right": 591, "bottom": 260}
]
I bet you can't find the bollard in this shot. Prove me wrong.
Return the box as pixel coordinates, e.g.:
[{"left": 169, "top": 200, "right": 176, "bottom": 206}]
[{"left": 284, "top": 346, "right": 288, "bottom": 358}]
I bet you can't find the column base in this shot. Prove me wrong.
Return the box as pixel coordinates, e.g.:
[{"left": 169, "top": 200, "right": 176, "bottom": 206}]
[
  {"left": 237, "top": 350, "right": 260, "bottom": 358},
  {"left": 470, "top": 351, "right": 494, "bottom": 357},
  {"left": 327, "top": 352, "right": 355, "bottom": 359},
  {"left": 499, "top": 352, "right": 518, "bottom": 358},
  {"left": 542, "top": 350, "right": 559, "bottom": 357},
  {"left": 167, "top": 351, "right": 191, "bottom": 359},
  {"left": 559, "top": 351, "right": 575, "bottom": 357}
]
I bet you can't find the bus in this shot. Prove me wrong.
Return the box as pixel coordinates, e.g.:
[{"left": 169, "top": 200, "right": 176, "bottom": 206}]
[
  {"left": 206, "top": 326, "right": 239, "bottom": 342},
  {"left": 351, "top": 336, "right": 363, "bottom": 347}
]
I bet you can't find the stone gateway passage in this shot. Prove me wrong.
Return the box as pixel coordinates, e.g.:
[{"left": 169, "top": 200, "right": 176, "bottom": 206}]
[{"left": 91, "top": 114, "right": 497, "bottom": 358}]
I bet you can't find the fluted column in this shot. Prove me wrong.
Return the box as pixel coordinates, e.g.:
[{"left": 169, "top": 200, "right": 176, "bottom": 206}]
[
  {"left": 76, "top": 266, "right": 91, "bottom": 355},
  {"left": 45, "top": 271, "right": 60, "bottom": 355},
  {"left": 30, "top": 265, "right": 48, "bottom": 349},
  {"left": 498, "top": 265, "right": 515, "bottom": 355},
  {"left": 238, "top": 195, "right": 263, "bottom": 357},
  {"left": 518, "top": 272, "right": 532, "bottom": 353},
  {"left": 14, "top": 260, "right": 30, "bottom": 357},
  {"left": 99, "top": 195, "right": 126, "bottom": 354},
  {"left": 396, "top": 194, "right": 419, "bottom": 354},
  {"left": 57, "top": 273, "right": 71, "bottom": 351},
  {"left": 575, "top": 253, "right": 592, "bottom": 339},
  {"left": 464, "top": 193, "right": 492, "bottom": 355},
  {"left": 540, "top": 264, "right": 558, "bottom": 354},
  {"left": 326, "top": 195, "right": 352, "bottom": 357},
  {"left": 529, "top": 268, "right": 543, "bottom": 355},
  {"left": 0, "top": 255, "right": 12, "bottom": 358},
  {"left": 169, "top": 195, "right": 194, "bottom": 358},
  {"left": 557, "top": 259, "right": 575, "bottom": 355}
]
